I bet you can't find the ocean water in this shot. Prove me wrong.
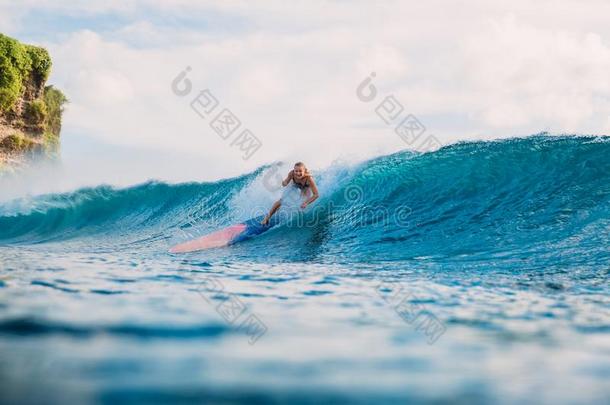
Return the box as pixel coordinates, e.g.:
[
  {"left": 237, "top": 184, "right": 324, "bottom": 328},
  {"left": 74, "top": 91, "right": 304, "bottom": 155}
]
[{"left": 0, "top": 136, "right": 609, "bottom": 404}]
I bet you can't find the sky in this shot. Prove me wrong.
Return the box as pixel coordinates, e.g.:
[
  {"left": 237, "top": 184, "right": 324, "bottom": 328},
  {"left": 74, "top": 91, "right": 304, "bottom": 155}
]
[{"left": 1, "top": 0, "right": 610, "bottom": 187}]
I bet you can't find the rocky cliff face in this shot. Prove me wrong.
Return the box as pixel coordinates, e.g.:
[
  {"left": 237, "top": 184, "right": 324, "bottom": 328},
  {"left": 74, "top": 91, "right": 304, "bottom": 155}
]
[{"left": 0, "top": 33, "right": 67, "bottom": 172}]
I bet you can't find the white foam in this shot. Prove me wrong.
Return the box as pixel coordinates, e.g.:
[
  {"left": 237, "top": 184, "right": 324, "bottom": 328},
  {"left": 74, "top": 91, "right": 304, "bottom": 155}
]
[{"left": 227, "top": 159, "right": 364, "bottom": 223}]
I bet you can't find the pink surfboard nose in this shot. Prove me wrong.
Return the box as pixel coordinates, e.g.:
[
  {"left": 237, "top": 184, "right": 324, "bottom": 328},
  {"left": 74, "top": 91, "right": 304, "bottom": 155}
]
[{"left": 169, "top": 223, "right": 247, "bottom": 253}]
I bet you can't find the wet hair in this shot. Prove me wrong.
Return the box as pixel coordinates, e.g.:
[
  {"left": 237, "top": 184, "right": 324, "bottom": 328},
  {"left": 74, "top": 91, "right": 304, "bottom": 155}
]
[{"left": 294, "top": 162, "right": 309, "bottom": 175}]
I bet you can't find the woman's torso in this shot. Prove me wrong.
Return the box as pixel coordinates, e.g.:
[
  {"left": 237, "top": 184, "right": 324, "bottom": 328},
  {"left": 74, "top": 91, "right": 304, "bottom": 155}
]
[{"left": 292, "top": 174, "right": 311, "bottom": 195}]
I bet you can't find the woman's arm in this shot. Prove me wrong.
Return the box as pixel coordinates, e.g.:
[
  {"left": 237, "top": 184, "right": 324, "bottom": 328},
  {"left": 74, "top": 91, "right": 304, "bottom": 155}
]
[
  {"left": 282, "top": 170, "right": 293, "bottom": 187},
  {"left": 301, "top": 177, "right": 319, "bottom": 208}
]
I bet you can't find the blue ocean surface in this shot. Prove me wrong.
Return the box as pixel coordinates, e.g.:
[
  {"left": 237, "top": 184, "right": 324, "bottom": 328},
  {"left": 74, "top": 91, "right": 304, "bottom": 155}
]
[{"left": 0, "top": 136, "right": 609, "bottom": 404}]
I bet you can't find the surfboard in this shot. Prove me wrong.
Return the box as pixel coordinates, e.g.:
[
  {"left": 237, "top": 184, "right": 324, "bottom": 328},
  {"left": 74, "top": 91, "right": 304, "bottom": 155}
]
[{"left": 169, "top": 216, "right": 277, "bottom": 253}]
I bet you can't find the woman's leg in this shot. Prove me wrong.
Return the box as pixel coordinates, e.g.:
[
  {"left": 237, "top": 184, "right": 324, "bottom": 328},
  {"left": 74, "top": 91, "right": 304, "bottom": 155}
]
[{"left": 262, "top": 200, "right": 281, "bottom": 225}]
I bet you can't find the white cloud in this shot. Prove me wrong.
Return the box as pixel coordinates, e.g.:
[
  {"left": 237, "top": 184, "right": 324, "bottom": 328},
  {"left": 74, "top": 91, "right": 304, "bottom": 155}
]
[
  {"left": 3, "top": 0, "right": 610, "bottom": 184},
  {"left": 458, "top": 15, "right": 610, "bottom": 132}
]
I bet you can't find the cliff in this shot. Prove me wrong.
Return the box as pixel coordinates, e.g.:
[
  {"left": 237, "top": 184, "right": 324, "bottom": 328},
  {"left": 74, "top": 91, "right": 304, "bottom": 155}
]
[{"left": 0, "top": 33, "right": 67, "bottom": 172}]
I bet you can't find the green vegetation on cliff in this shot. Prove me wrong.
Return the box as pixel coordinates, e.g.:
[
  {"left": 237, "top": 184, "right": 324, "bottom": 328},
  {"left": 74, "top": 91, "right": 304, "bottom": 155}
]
[
  {"left": 0, "top": 33, "right": 52, "bottom": 113},
  {"left": 0, "top": 33, "right": 67, "bottom": 168},
  {"left": 0, "top": 132, "right": 36, "bottom": 152},
  {"left": 43, "top": 85, "right": 67, "bottom": 136}
]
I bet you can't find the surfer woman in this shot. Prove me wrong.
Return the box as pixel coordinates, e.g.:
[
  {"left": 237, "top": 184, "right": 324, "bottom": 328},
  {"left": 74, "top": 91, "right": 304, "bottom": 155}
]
[{"left": 261, "top": 162, "right": 319, "bottom": 225}]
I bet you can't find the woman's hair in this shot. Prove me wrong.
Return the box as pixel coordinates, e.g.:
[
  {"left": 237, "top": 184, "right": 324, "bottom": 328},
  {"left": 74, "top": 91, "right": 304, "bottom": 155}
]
[{"left": 294, "top": 162, "right": 309, "bottom": 175}]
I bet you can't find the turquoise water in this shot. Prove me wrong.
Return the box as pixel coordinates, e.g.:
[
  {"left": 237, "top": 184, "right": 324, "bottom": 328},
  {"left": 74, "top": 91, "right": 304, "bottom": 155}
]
[{"left": 1, "top": 136, "right": 609, "bottom": 403}]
